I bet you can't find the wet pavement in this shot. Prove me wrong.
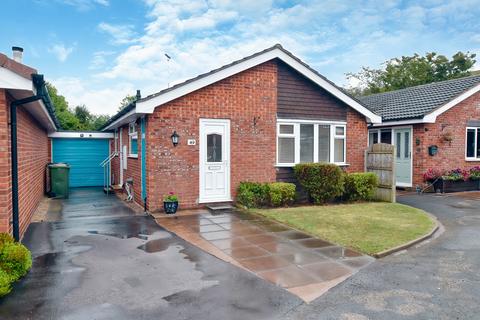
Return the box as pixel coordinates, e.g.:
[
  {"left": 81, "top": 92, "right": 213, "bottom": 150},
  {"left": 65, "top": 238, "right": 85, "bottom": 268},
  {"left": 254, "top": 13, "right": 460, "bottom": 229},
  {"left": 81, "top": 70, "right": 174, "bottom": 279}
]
[
  {"left": 283, "top": 191, "right": 480, "bottom": 319},
  {"left": 155, "top": 210, "right": 373, "bottom": 301},
  {"left": 0, "top": 188, "right": 301, "bottom": 320}
]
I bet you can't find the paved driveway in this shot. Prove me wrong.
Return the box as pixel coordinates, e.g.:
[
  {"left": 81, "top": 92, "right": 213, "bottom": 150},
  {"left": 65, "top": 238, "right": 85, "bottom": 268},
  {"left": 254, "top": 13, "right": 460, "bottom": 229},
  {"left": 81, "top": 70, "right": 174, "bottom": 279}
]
[
  {"left": 285, "top": 192, "right": 480, "bottom": 319},
  {"left": 0, "top": 188, "right": 300, "bottom": 320}
]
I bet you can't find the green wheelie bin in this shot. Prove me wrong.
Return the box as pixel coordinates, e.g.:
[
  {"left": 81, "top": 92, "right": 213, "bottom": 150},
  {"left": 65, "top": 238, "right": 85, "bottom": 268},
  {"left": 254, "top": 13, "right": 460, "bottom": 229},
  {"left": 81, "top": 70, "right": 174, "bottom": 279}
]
[{"left": 49, "top": 163, "right": 70, "bottom": 199}]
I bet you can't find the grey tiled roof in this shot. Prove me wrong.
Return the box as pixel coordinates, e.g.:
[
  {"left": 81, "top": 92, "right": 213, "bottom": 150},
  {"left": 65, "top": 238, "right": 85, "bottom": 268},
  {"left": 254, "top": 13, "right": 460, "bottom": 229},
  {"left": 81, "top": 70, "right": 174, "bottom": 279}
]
[{"left": 359, "top": 75, "right": 480, "bottom": 121}]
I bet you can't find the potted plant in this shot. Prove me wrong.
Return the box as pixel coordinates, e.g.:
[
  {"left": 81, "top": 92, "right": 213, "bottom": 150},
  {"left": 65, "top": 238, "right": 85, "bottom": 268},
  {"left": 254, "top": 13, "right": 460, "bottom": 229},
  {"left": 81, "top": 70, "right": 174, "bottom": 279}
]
[
  {"left": 439, "top": 168, "right": 476, "bottom": 193},
  {"left": 163, "top": 192, "right": 179, "bottom": 214},
  {"left": 469, "top": 166, "right": 480, "bottom": 190}
]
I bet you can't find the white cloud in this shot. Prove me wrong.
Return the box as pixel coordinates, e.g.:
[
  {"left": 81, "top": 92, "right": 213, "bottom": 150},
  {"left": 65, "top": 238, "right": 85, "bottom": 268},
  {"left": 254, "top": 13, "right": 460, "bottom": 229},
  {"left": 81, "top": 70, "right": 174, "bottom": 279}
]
[
  {"left": 89, "top": 50, "right": 115, "bottom": 70},
  {"left": 57, "top": 0, "right": 109, "bottom": 11},
  {"left": 49, "top": 44, "right": 75, "bottom": 62},
  {"left": 98, "top": 22, "right": 138, "bottom": 45},
  {"left": 52, "top": 76, "right": 136, "bottom": 115}
]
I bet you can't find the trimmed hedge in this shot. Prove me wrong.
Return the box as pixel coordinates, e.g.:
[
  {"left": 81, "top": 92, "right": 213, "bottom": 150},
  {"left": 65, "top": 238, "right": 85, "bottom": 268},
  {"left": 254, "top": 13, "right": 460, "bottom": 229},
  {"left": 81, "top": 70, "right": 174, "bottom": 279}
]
[
  {"left": 0, "top": 233, "right": 32, "bottom": 297},
  {"left": 344, "top": 172, "right": 378, "bottom": 201},
  {"left": 237, "top": 182, "right": 296, "bottom": 208},
  {"left": 268, "top": 182, "right": 296, "bottom": 207},
  {"left": 294, "top": 163, "right": 344, "bottom": 204}
]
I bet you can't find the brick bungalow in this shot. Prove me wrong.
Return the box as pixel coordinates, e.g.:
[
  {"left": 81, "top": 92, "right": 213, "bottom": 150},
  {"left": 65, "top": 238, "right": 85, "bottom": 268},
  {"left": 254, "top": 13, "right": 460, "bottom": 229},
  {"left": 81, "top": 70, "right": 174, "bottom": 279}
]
[
  {"left": 102, "top": 45, "right": 381, "bottom": 211},
  {"left": 360, "top": 75, "right": 480, "bottom": 188},
  {"left": 0, "top": 47, "right": 59, "bottom": 240}
]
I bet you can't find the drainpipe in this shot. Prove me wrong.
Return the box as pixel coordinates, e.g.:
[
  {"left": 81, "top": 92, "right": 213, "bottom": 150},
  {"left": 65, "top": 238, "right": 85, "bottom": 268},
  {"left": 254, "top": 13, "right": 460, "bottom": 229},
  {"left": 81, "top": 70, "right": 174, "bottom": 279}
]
[{"left": 10, "top": 95, "right": 42, "bottom": 241}]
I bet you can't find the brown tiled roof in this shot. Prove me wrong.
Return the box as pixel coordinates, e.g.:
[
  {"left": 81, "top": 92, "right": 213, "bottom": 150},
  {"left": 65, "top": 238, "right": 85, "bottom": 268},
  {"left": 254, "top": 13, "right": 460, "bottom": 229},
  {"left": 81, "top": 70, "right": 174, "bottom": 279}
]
[{"left": 0, "top": 53, "right": 37, "bottom": 79}]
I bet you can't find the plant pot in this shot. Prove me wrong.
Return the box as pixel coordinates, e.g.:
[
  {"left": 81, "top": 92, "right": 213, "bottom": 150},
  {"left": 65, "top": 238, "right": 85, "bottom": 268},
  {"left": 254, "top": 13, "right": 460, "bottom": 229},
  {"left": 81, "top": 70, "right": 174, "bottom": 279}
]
[
  {"left": 163, "top": 201, "right": 179, "bottom": 214},
  {"left": 432, "top": 179, "right": 479, "bottom": 193}
]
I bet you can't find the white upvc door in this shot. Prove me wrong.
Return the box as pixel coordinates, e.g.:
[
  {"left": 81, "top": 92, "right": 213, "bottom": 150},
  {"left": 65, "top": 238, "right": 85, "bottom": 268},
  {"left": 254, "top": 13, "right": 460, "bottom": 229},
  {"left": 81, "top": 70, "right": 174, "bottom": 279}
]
[
  {"left": 393, "top": 127, "right": 413, "bottom": 187},
  {"left": 199, "top": 119, "right": 231, "bottom": 203}
]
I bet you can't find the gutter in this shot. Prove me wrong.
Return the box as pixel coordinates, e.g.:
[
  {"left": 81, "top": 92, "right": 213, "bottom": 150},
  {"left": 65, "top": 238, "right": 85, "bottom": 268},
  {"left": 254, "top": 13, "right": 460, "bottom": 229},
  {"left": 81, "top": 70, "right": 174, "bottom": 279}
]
[{"left": 9, "top": 74, "right": 55, "bottom": 241}]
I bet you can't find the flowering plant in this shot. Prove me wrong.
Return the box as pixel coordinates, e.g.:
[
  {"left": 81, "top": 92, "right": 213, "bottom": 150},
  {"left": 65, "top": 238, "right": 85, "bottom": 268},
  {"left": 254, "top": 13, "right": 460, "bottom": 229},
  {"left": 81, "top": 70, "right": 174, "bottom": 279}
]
[
  {"left": 469, "top": 166, "right": 480, "bottom": 180},
  {"left": 423, "top": 168, "right": 444, "bottom": 182},
  {"left": 164, "top": 191, "right": 179, "bottom": 202},
  {"left": 442, "top": 168, "right": 470, "bottom": 181}
]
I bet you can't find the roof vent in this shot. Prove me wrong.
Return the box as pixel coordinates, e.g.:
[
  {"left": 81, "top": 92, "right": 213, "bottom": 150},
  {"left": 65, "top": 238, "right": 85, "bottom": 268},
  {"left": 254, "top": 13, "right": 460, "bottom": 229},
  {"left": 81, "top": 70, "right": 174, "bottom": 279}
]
[
  {"left": 136, "top": 89, "right": 141, "bottom": 100},
  {"left": 12, "top": 46, "right": 23, "bottom": 63}
]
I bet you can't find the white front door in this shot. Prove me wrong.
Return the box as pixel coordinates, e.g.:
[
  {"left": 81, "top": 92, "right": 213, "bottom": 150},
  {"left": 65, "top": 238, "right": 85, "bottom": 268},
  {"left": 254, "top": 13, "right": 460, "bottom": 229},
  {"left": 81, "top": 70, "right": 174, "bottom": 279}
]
[
  {"left": 394, "top": 128, "right": 412, "bottom": 187},
  {"left": 199, "top": 119, "right": 231, "bottom": 203}
]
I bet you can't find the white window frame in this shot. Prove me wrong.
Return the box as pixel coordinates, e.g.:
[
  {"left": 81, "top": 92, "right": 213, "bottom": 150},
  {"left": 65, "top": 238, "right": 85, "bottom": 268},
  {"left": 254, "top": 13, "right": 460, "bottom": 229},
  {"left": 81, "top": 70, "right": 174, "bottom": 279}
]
[
  {"left": 276, "top": 119, "right": 347, "bottom": 166},
  {"left": 128, "top": 122, "right": 138, "bottom": 158},
  {"left": 114, "top": 129, "right": 118, "bottom": 154},
  {"left": 465, "top": 127, "right": 480, "bottom": 161}
]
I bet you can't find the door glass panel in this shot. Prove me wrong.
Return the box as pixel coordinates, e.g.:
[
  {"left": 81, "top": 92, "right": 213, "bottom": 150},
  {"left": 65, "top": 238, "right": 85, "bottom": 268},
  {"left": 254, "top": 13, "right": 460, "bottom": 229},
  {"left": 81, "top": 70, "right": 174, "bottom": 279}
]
[
  {"left": 207, "top": 134, "right": 222, "bottom": 162},
  {"left": 396, "top": 133, "right": 401, "bottom": 158},
  {"left": 278, "top": 137, "right": 295, "bottom": 163},
  {"left": 404, "top": 132, "right": 410, "bottom": 159},
  {"left": 334, "top": 138, "right": 345, "bottom": 163},
  {"left": 466, "top": 129, "right": 475, "bottom": 158},
  {"left": 300, "top": 124, "right": 314, "bottom": 163},
  {"left": 318, "top": 125, "right": 330, "bottom": 162},
  {"left": 380, "top": 129, "right": 392, "bottom": 144}
]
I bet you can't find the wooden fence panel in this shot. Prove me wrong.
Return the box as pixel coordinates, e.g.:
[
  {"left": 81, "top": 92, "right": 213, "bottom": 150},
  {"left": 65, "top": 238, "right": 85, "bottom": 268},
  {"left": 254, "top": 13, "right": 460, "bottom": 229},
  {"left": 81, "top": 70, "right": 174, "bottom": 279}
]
[{"left": 365, "top": 143, "right": 396, "bottom": 202}]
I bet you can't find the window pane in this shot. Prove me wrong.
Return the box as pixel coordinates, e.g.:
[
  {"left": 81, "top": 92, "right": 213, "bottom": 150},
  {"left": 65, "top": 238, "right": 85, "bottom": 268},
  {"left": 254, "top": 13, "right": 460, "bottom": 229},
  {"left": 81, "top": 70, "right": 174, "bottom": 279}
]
[
  {"left": 334, "top": 138, "right": 344, "bottom": 163},
  {"left": 207, "top": 134, "right": 222, "bottom": 162},
  {"left": 404, "top": 132, "right": 410, "bottom": 158},
  {"left": 279, "top": 137, "right": 295, "bottom": 163},
  {"left": 369, "top": 131, "right": 378, "bottom": 146},
  {"left": 130, "top": 137, "right": 138, "bottom": 154},
  {"left": 279, "top": 124, "right": 294, "bottom": 134},
  {"left": 319, "top": 125, "right": 330, "bottom": 161},
  {"left": 396, "top": 132, "right": 401, "bottom": 158},
  {"left": 335, "top": 126, "right": 345, "bottom": 136},
  {"left": 466, "top": 129, "right": 475, "bottom": 158},
  {"left": 300, "top": 124, "right": 314, "bottom": 163},
  {"left": 380, "top": 129, "right": 392, "bottom": 144}
]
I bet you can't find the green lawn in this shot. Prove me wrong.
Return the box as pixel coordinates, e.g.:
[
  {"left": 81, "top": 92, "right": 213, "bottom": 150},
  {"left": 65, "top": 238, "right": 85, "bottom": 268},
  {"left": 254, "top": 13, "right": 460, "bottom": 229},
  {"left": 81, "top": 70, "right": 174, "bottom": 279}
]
[{"left": 250, "top": 202, "right": 436, "bottom": 255}]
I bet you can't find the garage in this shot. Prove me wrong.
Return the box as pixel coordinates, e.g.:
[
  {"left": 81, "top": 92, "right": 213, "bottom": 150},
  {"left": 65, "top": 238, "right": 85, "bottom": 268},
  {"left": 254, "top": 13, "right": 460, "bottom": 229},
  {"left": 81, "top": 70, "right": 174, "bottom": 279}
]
[{"left": 50, "top": 132, "right": 113, "bottom": 187}]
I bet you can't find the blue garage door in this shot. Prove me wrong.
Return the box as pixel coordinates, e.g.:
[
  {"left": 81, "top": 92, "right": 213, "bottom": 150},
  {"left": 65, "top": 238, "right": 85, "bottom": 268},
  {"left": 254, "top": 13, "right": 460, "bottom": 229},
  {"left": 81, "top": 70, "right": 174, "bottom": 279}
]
[{"left": 52, "top": 138, "right": 109, "bottom": 187}]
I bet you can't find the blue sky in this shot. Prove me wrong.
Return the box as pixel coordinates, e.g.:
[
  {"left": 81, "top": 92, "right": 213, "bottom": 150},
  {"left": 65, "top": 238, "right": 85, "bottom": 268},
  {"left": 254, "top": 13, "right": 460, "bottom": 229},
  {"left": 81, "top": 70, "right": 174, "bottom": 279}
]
[{"left": 1, "top": 0, "right": 480, "bottom": 115}]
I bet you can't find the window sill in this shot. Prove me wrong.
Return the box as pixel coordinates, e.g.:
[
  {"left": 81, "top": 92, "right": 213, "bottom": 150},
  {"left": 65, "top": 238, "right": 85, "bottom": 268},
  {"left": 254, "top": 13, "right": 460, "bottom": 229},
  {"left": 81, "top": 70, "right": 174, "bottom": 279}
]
[
  {"left": 465, "top": 158, "right": 480, "bottom": 162},
  {"left": 128, "top": 154, "right": 138, "bottom": 159}
]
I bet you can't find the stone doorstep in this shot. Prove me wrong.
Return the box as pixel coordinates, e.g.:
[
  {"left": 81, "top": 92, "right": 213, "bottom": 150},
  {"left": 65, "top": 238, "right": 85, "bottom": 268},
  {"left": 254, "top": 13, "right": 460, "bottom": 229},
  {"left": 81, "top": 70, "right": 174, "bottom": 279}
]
[{"left": 154, "top": 216, "right": 360, "bottom": 303}]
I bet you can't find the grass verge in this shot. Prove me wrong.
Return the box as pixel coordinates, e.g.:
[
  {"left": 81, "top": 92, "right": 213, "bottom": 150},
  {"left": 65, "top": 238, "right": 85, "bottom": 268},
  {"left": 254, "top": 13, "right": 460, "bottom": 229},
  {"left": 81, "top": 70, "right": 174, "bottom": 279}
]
[{"left": 250, "top": 202, "right": 435, "bottom": 255}]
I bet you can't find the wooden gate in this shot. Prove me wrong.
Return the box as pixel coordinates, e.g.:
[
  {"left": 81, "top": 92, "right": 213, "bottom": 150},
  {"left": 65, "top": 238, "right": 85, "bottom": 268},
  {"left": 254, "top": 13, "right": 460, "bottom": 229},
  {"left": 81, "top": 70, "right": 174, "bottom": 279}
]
[{"left": 365, "top": 143, "right": 396, "bottom": 202}]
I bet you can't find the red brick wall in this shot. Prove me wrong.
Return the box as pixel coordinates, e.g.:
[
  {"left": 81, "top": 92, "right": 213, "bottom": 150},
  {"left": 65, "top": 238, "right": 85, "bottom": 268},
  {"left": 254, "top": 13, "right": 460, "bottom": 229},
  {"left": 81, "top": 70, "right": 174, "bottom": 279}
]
[
  {"left": 17, "top": 105, "right": 49, "bottom": 237},
  {"left": 0, "top": 89, "right": 49, "bottom": 238},
  {"left": 146, "top": 61, "right": 278, "bottom": 211},
  {"left": 346, "top": 109, "right": 369, "bottom": 172},
  {"left": 411, "top": 91, "right": 480, "bottom": 186},
  {"left": 0, "top": 90, "right": 12, "bottom": 235}
]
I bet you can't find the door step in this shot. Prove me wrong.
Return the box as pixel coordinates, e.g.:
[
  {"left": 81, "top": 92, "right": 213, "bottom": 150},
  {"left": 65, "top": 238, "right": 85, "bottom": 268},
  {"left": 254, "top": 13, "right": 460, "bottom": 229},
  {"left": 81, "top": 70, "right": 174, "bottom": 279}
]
[{"left": 206, "top": 203, "right": 234, "bottom": 212}]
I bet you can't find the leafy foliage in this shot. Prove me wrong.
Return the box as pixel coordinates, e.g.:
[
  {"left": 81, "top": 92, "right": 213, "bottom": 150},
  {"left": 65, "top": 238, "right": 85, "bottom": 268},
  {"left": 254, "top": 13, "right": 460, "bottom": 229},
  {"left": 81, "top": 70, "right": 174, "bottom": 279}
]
[
  {"left": 0, "top": 242, "right": 32, "bottom": 282},
  {"left": 268, "top": 182, "right": 296, "bottom": 207},
  {"left": 164, "top": 192, "right": 179, "bottom": 202},
  {"left": 237, "top": 182, "right": 270, "bottom": 208},
  {"left": 347, "top": 51, "right": 476, "bottom": 96},
  {"left": 469, "top": 166, "right": 480, "bottom": 180},
  {"left": 46, "top": 82, "right": 110, "bottom": 130},
  {"left": 343, "top": 173, "right": 378, "bottom": 201},
  {"left": 0, "top": 269, "right": 11, "bottom": 297},
  {"left": 118, "top": 94, "right": 137, "bottom": 112},
  {"left": 294, "top": 163, "right": 345, "bottom": 204}
]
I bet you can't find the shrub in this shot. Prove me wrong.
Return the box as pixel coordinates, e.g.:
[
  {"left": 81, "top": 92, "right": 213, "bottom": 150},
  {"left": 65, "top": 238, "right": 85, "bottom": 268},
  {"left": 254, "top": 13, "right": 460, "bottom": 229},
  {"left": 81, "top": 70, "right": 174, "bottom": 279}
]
[
  {"left": 237, "top": 182, "right": 269, "bottom": 208},
  {"left": 0, "top": 269, "right": 11, "bottom": 297},
  {"left": 344, "top": 173, "right": 378, "bottom": 201},
  {"left": 294, "top": 163, "right": 345, "bottom": 204},
  {"left": 469, "top": 166, "right": 480, "bottom": 180},
  {"left": 0, "top": 233, "right": 14, "bottom": 250},
  {"left": 0, "top": 242, "right": 32, "bottom": 282},
  {"left": 268, "top": 182, "right": 296, "bottom": 207},
  {"left": 423, "top": 168, "right": 444, "bottom": 182}
]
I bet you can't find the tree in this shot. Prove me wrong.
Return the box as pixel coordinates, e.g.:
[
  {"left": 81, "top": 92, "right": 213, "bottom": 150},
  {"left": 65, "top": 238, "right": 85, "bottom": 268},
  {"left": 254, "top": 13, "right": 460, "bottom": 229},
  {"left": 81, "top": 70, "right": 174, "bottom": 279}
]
[
  {"left": 347, "top": 51, "right": 477, "bottom": 96},
  {"left": 46, "top": 82, "right": 110, "bottom": 131},
  {"left": 118, "top": 94, "right": 136, "bottom": 112}
]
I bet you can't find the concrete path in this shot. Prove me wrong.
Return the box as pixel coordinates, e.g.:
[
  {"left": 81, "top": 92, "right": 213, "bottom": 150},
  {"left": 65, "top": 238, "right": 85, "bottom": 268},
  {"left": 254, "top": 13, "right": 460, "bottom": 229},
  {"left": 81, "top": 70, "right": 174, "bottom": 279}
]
[
  {"left": 0, "top": 188, "right": 301, "bottom": 320},
  {"left": 285, "top": 192, "right": 480, "bottom": 319}
]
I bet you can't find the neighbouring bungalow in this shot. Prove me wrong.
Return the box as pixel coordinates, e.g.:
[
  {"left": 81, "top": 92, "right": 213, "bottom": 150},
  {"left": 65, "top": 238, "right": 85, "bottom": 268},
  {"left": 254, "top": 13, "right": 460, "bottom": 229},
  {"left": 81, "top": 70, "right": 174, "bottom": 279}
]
[
  {"left": 360, "top": 75, "right": 480, "bottom": 188},
  {"left": 0, "top": 47, "right": 59, "bottom": 240},
  {"left": 101, "top": 44, "right": 382, "bottom": 211}
]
